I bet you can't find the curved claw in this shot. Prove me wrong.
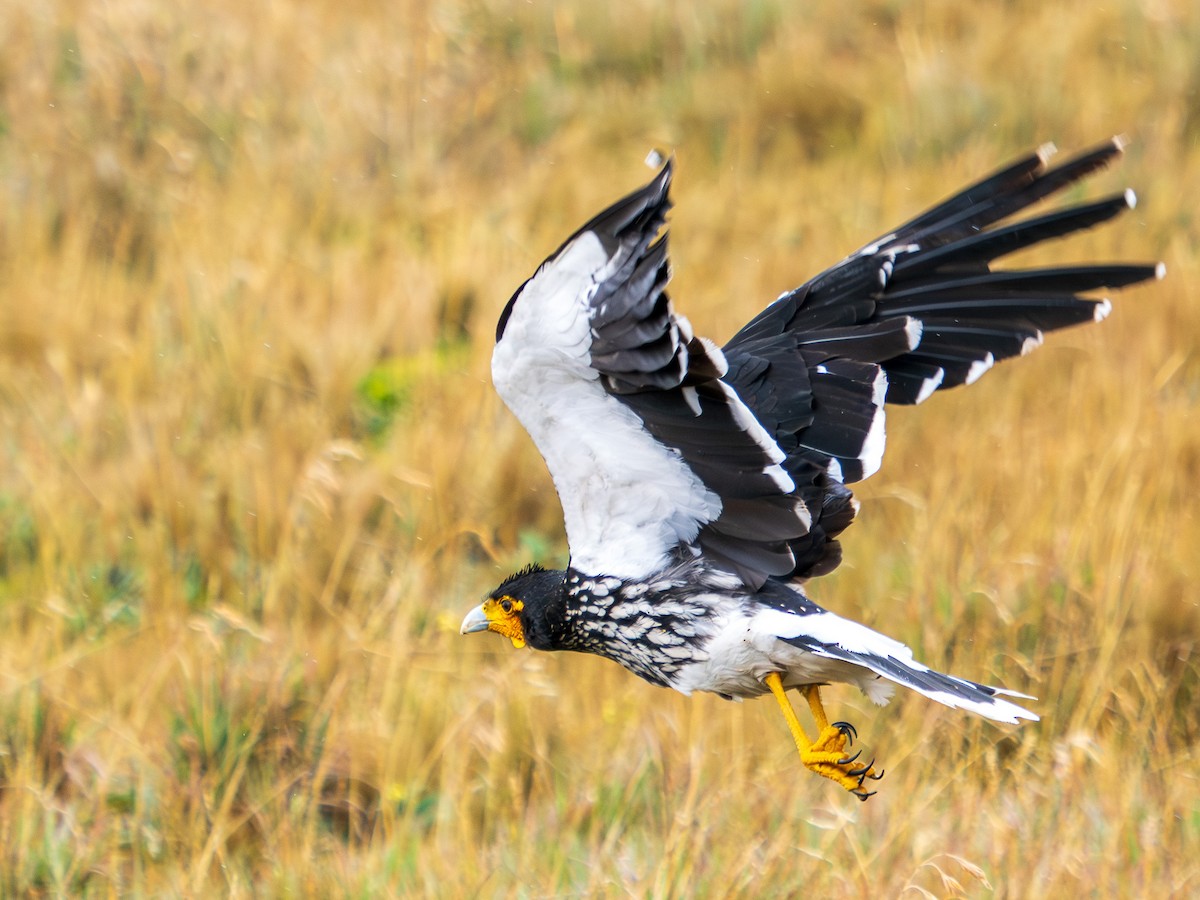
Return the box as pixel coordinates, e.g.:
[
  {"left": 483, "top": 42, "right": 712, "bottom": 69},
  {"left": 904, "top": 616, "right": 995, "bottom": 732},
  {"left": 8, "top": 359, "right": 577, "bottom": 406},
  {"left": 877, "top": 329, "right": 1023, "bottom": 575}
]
[
  {"left": 853, "top": 789, "right": 877, "bottom": 801},
  {"left": 837, "top": 749, "right": 863, "bottom": 766},
  {"left": 848, "top": 758, "right": 876, "bottom": 779},
  {"left": 832, "top": 721, "right": 857, "bottom": 743},
  {"left": 867, "top": 769, "right": 885, "bottom": 781}
]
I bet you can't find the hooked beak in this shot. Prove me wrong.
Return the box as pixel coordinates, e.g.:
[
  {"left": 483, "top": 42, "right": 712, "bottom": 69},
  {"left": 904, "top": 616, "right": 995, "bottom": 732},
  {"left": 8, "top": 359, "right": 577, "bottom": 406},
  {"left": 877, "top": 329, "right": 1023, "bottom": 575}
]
[{"left": 460, "top": 604, "right": 490, "bottom": 635}]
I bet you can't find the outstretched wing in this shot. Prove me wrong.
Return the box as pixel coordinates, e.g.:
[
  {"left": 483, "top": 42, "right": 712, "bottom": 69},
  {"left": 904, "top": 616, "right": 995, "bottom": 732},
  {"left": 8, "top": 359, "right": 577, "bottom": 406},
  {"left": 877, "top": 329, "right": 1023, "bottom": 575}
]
[
  {"left": 493, "top": 162, "right": 809, "bottom": 584},
  {"left": 724, "top": 137, "right": 1164, "bottom": 580},
  {"left": 493, "top": 139, "right": 1161, "bottom": 590}
]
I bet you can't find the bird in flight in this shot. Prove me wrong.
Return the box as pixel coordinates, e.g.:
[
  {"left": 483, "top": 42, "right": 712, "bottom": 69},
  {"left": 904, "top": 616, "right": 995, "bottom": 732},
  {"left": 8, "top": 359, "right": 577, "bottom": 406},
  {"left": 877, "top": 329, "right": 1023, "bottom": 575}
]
[{"left": 461, "top": 138, "right": 1162, "bottom": 799}]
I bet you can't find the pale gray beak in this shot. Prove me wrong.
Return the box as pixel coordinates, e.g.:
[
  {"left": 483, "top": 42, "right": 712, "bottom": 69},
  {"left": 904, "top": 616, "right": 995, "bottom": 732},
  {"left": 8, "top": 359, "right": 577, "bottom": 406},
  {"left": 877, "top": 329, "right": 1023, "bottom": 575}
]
[{"left": 460, "top": 604, "right": 490, "bottom": 635}]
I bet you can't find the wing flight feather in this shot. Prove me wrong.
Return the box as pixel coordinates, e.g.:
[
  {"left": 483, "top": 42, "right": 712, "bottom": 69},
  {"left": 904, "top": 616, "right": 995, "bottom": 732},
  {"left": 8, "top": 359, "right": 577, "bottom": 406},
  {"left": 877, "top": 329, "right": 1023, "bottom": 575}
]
[{"left": 494, "top": 139, "right": 1162, "bottom": 587}]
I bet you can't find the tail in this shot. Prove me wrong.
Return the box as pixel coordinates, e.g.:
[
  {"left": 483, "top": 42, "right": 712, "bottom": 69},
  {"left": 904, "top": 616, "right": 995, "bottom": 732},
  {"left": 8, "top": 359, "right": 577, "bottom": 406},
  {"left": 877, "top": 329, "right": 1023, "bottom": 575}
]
[
  {"left": 818, "top": 643, "right": 1040, "bottom": 725},
  {"left": 766, "top": 608, "right": 1040, "bottom": 724}
]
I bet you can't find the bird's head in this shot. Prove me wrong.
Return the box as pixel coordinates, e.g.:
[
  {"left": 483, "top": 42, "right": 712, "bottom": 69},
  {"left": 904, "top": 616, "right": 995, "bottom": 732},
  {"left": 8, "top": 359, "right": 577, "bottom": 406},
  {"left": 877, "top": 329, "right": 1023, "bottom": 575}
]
[{"left": 459, "top": 563, "right": 565, "bottom": 650}]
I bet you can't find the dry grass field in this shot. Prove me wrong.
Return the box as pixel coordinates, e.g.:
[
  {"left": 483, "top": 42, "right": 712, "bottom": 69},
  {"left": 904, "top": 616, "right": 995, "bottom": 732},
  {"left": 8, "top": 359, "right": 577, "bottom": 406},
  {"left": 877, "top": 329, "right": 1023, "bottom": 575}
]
[{"left": 1, "top": 0, "right": 1197, "bottom": 895}]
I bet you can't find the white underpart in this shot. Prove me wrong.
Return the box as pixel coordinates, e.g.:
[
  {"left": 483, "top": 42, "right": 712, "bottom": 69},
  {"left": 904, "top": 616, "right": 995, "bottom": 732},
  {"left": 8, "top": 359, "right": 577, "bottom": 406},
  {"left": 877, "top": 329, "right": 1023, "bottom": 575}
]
[
  {"left": 672, "top": 605, "right": 898, "bottom": 703},
  {"left": 675, "top": 604, "right": 1037, "bottom": 724},
  {"left": 493, "top": 232, "right": 723, "bottom": 580}
]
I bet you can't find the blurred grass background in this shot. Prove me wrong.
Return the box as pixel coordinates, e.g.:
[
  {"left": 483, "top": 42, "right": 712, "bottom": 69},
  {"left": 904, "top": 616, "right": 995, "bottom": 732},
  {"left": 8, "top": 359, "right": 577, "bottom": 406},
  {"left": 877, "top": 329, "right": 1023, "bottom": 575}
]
[{"left": 0, "top": 0, "right": 1196, "bottom": 895}]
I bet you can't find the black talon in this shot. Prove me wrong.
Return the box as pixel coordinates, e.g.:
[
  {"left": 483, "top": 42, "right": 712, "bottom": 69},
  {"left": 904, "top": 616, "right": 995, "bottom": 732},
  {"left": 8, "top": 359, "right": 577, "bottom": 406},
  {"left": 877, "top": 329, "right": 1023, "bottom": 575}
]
[
  {"left": 837, "top": 749, "right": 862, "bottom": 766},
  {"left": 848, "top": 758, "right": 876, "bottom": 778},
  {"left": 853, "top": 789, "right": 876, "bottom": 801},
  {"left": 832, "top": 721, "right": 857, "bottom": 742},
  {"left": 868, "top": 769, "right": 885, "bottom": 781}
]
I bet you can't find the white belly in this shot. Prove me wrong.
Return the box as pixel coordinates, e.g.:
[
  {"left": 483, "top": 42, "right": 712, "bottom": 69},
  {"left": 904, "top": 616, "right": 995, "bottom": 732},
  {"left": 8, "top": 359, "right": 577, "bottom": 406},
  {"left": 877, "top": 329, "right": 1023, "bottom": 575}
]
[{"left": 671, "top": 608, "right": 895, "bottom": 703}]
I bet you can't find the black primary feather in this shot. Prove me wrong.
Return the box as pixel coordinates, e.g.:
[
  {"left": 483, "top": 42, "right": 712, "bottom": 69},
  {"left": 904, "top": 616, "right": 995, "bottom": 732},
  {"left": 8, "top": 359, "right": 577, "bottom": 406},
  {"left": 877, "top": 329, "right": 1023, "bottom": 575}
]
[
  {"left": 495, "top": 140, "right": 1162, "bottom": 590},
  {"left": 722, "top": 137, "right": 1162, "bottom": 581}
]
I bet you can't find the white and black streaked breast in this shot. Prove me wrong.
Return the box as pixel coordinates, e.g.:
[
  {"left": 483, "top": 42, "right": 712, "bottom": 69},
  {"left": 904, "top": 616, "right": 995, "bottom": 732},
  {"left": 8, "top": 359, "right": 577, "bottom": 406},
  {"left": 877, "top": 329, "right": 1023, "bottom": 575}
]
[
  {"left": 556, "top": 561, "right": 827, "bottom": 692},
  {"left": 555, "top": 564, "right": 735, "bottom": 686}
]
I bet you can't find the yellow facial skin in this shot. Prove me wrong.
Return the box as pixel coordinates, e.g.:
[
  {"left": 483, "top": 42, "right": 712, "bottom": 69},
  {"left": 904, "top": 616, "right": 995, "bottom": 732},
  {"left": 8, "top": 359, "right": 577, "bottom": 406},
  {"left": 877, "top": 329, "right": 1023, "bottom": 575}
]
[{"left": 461, "top": 596, "right": 526, "bottom": 648}]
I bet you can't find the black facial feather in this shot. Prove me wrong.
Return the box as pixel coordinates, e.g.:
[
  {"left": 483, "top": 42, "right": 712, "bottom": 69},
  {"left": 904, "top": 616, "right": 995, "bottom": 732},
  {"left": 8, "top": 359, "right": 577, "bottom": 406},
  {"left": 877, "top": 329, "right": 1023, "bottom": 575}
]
[{"left": 493, "top": 561, "right": 547, "bottom": 596}]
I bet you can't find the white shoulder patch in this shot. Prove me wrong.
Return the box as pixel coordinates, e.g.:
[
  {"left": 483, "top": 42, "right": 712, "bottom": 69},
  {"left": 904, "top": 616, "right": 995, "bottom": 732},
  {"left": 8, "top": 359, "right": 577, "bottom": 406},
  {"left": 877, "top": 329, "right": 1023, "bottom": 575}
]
[{"left": 493, "top": 232, "right": 723, "bottom": 580}]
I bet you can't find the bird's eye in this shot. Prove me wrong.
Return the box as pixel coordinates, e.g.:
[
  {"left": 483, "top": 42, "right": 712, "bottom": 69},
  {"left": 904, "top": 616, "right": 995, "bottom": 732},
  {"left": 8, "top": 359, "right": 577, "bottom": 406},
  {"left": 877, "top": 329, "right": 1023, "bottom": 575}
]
[{"left": 500, "top": 599, "right": 513, "bottom": 613}]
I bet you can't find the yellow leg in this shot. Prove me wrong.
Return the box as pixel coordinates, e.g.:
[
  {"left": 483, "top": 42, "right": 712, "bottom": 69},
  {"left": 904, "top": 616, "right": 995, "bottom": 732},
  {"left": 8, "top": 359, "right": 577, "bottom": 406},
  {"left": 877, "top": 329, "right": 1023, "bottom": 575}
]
[
  {"left": 803, "top": 684, "right": 830, "bottom": 730},
  {"left": 764, "top": 673, "right": 882, "bottom": 800},
  {"left": 764, "top": 672, "right": 815, "bottom": 751}
]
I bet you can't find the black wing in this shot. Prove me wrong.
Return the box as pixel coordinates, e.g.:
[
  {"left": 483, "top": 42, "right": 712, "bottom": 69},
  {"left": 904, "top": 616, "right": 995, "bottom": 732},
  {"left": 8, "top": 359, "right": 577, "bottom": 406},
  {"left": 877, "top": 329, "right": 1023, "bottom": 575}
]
[
  {"left": 492, "top": 161, "right": 810, "bottom": 585},
  {"left": 723, "top": 138, "right": 1163, "bottom": 580}
]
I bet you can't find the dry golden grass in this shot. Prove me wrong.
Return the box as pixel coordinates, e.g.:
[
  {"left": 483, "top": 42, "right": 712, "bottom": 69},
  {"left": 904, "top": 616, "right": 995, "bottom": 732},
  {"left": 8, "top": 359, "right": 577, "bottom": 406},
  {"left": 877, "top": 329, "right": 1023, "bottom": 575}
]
[{"left": 0, "top": 0, "right": 1196, "bottom": 895}]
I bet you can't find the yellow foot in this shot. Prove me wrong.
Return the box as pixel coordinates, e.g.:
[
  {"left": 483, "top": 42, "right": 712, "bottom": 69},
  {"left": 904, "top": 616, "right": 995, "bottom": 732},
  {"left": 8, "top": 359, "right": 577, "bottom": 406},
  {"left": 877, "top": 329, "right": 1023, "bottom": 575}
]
[
  {"left": 764, "top": 674, "right": 884, "bottom": 801},
  {"left": 800, "top": 722, "right": 882, "bottom": 798}
]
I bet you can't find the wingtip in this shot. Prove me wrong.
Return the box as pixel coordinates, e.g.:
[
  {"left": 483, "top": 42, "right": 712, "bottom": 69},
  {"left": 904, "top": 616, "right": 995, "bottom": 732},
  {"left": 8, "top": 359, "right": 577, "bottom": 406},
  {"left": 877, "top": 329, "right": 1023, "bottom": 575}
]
[
  {"left": 1041, "top": 135, "right": 1128, "bottom": 168},
  {"left": 646, "top": 150, "right": 675, "bottom": 191},
  {"left": 1092, "top": 134, "right": 1129, "bottom": 171}
]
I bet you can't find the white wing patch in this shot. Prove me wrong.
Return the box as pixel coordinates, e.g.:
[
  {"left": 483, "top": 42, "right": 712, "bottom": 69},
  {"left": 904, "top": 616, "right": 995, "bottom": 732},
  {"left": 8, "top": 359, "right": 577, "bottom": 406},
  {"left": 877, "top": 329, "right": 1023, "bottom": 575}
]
[{"left": 493, "top": 232, "right": 723, "bottom": 580}]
